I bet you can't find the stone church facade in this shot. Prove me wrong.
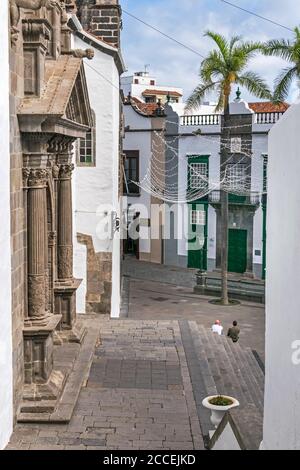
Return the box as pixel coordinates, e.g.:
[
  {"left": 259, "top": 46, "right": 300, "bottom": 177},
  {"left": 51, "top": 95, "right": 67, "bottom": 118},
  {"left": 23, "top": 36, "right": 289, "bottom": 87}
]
[{"left": 1, "top": 0, "right": 97, "bottom": 447}]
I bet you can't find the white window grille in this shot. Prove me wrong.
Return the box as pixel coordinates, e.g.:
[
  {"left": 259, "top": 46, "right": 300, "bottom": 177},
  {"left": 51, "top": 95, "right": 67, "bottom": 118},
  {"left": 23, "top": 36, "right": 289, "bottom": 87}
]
[
  {"left": 230, "top": 137, "right": 242, "bottom": 153},
  {"left": 226, "top": 164, "right": 246, "bottom": 190},
  {"left": 190, "top": 209, "right": 206, "bottom": 226},
  {"left": 190, "top": 163, "right": 208, "bottom": 189}
]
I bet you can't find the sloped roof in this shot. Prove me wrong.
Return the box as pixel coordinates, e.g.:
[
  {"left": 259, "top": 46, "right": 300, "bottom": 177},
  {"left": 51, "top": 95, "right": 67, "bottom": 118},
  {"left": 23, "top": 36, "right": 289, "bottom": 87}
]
[
  {"left": 68, "top": 15, "right": 126, "bottom": 75},
  {"left": 249, "top": 102, "right": 289, "bottom": 113},
  {"left": 142, "top": 89, "right": 182, "bottom": 97},
  {"left": 19, "top": 55, "right": 82, "bottom": 116},
  {"left": 129, "top": 97, "right": 162, "bottom": 117}
]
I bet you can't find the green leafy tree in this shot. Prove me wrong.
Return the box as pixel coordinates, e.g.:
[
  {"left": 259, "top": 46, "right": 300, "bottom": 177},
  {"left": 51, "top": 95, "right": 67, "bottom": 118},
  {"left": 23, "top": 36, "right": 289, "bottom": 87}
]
[
  {"left": 186, "top": 32, "right": 271, "bottom": 304},
  {"left": 262, "top": 27, "right": 300, "bottom": 102}
]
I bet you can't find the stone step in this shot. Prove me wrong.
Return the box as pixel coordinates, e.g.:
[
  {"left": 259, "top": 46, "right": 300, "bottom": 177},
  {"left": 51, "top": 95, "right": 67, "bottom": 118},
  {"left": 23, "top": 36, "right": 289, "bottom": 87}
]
[
  {"left": 222, "top": 337, "right": 264, "bottom": 413},
  {"left": 196, "top": 325, "right": 227, "bottom": 395},
  {"left": 192, "top": 324, "right": 264, "bottom": 413},
  {"left": 206, "top": 327, "right": 262, "bottom": 410},
  {"left": 206, "top": 328, "right": 252, "bottom": 408}
]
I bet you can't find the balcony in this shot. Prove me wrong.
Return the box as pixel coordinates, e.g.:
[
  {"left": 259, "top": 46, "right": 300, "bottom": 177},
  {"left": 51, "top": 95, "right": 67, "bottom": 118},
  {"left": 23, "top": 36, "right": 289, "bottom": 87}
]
[
  {"left": 180, "top": 114, "right": 220, "bottom": 126},
  {"left": 254, "top": 112, "right": 284, "bottom": 124},
  {"left": 180, "top": 112, "right": 284, "bottom": 127},
  {"left": 209, "top": 190, "right": 260, "bottom": 206}
]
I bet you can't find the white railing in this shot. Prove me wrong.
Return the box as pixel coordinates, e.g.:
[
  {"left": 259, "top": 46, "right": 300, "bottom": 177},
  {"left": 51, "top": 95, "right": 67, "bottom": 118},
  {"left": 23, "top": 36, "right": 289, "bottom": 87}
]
[
  {"left": 181, "top": 112, "right": 285, "bottom": 126},
  {"left": 254, "top": 112, "right": 284, "bottom": 124},
  {"left": 180, "top": 114, "right": 220, "bottom": 126}
]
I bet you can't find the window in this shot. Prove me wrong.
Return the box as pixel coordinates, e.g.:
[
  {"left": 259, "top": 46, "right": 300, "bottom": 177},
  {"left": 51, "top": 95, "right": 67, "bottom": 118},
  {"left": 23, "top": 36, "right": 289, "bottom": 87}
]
[
  {"left": 190, "top": 209, "right": 206, "bottom": 226},
  {"left": 78, "top": 110, "right": 96, "bottom": 165},
  {"left": 123, "top": 151, "right": 140, "bottom": 195},
  {"left": 226, "top": 164, "right": 246, "bottom": 190},
  {"left": 150, "top": 80, "right": 155, "bottom": 86},
  {"left": 145, "top": 96, "right": 156, "bottom": 103},
  {"left": 134, "top": 78, "right": 139, "bottom": 84},
  {"left": 230, "top": 137, "right": 242, "bottom": 153},
  {"left": 190, "top": 163, "right": 208, "bottom": 189}
]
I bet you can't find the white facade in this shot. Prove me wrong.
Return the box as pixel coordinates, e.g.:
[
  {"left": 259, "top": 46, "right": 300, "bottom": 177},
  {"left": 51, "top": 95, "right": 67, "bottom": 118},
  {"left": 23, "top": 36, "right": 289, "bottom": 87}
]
[
  {"left": 175, "top": 99, "right": 276, "bottom": 276},
  {"left": 121, "top": 72, "right": 183, "bottom": 103},
  {"left": 123, "top": 105, "right": 152, "bottom": 257},
  {"left": 0, "top": 0, "right": 13, "bottom": 449},
  {"left": 72, "top": 28, "right": 124, "bottom": 317},
  {"left": 262, "top": 103, "right": 300, "bottom": 450}
]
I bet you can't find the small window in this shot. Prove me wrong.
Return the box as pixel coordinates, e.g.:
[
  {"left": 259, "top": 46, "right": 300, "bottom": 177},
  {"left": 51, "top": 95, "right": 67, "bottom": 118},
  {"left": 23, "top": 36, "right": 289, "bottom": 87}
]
[
  {"left": 226, "top": 163, "right": 246, "bottom": 190},
  {"left": 134, "top": 79, "right": 139, "bottom": 84},
  {"left": 145, "top": 96, "right": 156, "bottom": 103},
  {"left": 123, "top": 151, "right": 140, "bottom": 195},
  {"left": 190, "top": 163, "right": 208, "bottom": 189},
  {"left": 190, "top": 209, "right": 206, "bottom": 226},
  {"left": 78, "top": 110, "right": 96, "bottom": 166},
  {"left": 150, "top": 80, "right": 155, "bottom": 85},
  {"left": 231, "top": 137, "right": 242, "bottom": 153}
]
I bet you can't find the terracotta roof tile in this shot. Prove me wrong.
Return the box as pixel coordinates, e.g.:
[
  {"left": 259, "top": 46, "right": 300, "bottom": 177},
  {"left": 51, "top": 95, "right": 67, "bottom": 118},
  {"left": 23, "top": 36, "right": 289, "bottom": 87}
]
[
  {"left": 130, "top": 97, "right": 162, "bottom": 116},
  {"left": 248, "top": 102, "right": 289, "bottom": 113},
  {"left": 142, "top": 89, "right": 182, "bottom": 97}
]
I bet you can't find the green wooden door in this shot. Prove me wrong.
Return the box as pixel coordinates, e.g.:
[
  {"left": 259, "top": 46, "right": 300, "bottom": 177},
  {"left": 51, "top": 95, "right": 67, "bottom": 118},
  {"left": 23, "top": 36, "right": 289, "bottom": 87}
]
[
  {"left": 228, "top": 229, "right": 247, "bottom": 274},
  {"left": 187, "top": 155, "right": 209, "bottom": 270},
  {"left": 188, "top": 203, "right": 208, "bottom": 270}
]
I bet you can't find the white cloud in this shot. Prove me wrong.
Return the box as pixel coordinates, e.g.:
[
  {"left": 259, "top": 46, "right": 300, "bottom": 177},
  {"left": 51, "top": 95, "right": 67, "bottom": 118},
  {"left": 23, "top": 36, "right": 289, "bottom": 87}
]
[{"left": 121, "top": 0, "right": 300, "bottom": 103}]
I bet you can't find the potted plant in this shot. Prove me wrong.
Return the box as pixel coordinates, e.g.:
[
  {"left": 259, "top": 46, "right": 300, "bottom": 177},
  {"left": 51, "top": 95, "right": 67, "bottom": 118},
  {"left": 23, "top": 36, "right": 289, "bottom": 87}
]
[{"left": 202, "top": 395, "right": 240, "bottom": 428}]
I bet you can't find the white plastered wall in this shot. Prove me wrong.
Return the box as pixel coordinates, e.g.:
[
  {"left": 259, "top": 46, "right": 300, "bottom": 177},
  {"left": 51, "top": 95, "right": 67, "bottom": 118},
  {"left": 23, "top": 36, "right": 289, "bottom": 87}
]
[{"left": 0, "top": 0, "right": 13, "bottom": 449}]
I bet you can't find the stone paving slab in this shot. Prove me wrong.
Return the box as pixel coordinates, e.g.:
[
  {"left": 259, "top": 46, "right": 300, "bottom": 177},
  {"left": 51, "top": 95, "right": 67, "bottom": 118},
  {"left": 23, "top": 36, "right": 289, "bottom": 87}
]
[{"left": 7, "top": 319, "right": 204, "bottom": 450}]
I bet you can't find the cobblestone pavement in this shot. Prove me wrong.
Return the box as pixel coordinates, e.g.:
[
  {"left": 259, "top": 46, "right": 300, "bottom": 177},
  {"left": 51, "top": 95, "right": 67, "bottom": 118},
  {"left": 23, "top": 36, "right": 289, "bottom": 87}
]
[
  {"left": 128, "top": 278, "right": 265, "bottom": 361},
  {"left": 7, "top": 320, "right": 204, "bottom": 450}
]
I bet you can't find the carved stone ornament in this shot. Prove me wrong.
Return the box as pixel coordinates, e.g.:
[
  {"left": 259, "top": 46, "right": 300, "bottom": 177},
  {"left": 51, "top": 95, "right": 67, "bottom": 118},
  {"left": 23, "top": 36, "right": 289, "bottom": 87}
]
[
  {"left": 59, "top": 163, "right": 74, "bottom": 179},
  {"left": 27, "top": 168, "right": 49, "bottom": 187},
  {"left": 10, "top": 0, "right": 58, "bottom": 46},
  {"left": 52, "top": 163, "right": 60, "bottom": 179},
  {"left": 72, "top": 48, "right": 95, "bottom": 60}
]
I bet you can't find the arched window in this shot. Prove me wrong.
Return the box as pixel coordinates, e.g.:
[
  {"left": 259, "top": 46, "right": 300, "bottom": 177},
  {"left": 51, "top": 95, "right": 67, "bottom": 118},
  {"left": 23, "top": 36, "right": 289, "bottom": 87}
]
[{"left": 78, "top": 109, "right": 96, "bottom": 166}]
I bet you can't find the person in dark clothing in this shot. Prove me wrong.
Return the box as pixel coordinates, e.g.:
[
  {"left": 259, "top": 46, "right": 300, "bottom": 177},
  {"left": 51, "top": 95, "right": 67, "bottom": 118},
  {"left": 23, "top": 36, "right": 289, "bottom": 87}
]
[{"left": 227, "top": 321, "right": 240, "bottom": 343}]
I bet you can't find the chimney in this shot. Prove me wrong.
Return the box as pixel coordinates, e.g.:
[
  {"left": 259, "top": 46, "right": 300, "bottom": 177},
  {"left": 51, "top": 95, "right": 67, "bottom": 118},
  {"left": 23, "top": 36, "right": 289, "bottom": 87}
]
[{"left": 88, "top": 0, "right": 122, "bottom": 49}]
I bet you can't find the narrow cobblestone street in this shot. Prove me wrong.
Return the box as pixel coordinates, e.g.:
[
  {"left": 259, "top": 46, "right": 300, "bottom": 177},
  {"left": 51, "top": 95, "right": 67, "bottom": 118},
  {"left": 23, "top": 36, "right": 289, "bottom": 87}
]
[
  {"left": 7, "top": 260, "right": 265, "bottom": 450},
  {"left": 8, "top": 320, "right": 204, "bottom": 450}
]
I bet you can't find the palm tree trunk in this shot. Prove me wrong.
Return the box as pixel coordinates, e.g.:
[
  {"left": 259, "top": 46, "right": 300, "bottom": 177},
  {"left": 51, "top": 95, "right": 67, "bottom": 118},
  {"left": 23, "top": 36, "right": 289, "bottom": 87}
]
[{"left": 220, "top": 98, "right": 230, "bottom": 305}]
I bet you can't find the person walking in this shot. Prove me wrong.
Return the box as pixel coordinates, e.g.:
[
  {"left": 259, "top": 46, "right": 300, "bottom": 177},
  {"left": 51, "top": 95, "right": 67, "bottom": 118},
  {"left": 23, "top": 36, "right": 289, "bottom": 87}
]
[
  {"left": 227, "top": 321, "right": 240, "bottom": 343},
  {"left": 212, "top": 320, "right": 223, "bottom": 336}
]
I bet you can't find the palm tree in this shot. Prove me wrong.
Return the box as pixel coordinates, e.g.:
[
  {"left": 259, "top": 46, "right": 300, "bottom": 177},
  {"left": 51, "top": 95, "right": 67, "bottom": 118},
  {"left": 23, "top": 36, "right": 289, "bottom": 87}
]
[
  {"left": 186, "top": 31, "right": 271, "bottom": 305},
  {"left": 262, "top": 27, "right": 300, "bottom": 102}
]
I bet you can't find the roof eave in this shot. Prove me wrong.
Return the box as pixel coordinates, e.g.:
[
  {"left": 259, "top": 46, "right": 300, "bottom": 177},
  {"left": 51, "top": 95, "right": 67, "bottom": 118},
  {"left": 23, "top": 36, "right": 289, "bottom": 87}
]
[{"left": 68, "top": 15, "right": 127, "bottom": 75}]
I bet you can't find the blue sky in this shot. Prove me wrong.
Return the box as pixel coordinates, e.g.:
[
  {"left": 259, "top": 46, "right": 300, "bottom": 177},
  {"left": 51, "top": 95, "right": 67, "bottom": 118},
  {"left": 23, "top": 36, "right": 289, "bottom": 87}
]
[{"left": 120, "top": 0, "right": 300, "bottom": 103}]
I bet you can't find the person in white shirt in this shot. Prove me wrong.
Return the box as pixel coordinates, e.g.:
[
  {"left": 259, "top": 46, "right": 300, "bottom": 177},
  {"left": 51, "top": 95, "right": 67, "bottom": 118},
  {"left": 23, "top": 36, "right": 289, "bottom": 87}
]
[{"left": 212, "top": 319, "right": 223, "bottom": 336}]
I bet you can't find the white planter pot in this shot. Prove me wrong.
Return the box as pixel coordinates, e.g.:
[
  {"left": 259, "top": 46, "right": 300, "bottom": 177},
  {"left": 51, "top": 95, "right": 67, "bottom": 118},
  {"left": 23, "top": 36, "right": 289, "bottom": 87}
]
[{"left": 202, "top": 395, "right": 240, "bottom": 429}]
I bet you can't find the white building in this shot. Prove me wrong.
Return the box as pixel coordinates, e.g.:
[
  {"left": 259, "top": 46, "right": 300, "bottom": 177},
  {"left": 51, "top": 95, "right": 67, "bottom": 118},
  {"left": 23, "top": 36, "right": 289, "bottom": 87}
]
[
  {"left": 262, "top": 102, "right": 300, "bottom": 449},
  {"left": 0, "top": 0, "right": 13, "bottom": 449},
  {"left": 121, "top": 71, "right": 183, "bottom": 104},
  {"left": 122, "top": 73, "right": 288, "bottom": 280},
  {"left": 70, "top": 14, "right": 126, "bottom": 317}
]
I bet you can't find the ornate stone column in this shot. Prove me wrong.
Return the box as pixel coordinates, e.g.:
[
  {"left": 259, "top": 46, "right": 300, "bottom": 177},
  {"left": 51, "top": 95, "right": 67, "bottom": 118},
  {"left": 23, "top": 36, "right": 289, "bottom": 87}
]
[
  {"left": 54, "top": 158, "right": 85, "bottom": 343},
  {"left": 26, "top": 168, "right": 49, "bottom": 325},
  {"left": 57, "top": 163, "right": 74, "bottom": 281},
  {"left": 22, "top": 166, "right": 65, "bottom": 408}
]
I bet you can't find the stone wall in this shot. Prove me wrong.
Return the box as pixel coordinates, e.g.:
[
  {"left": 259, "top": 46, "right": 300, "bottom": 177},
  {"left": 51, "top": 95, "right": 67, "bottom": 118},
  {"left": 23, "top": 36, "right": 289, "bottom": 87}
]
[
  {"left": 77, "top": 0, "right": 121, "bottom": 49},
  {"left": 77, "top": 234, "right": 112, "bottom": 313},
  {"left": 9, "top": 12, "right": 26, "bottom": 419}
]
